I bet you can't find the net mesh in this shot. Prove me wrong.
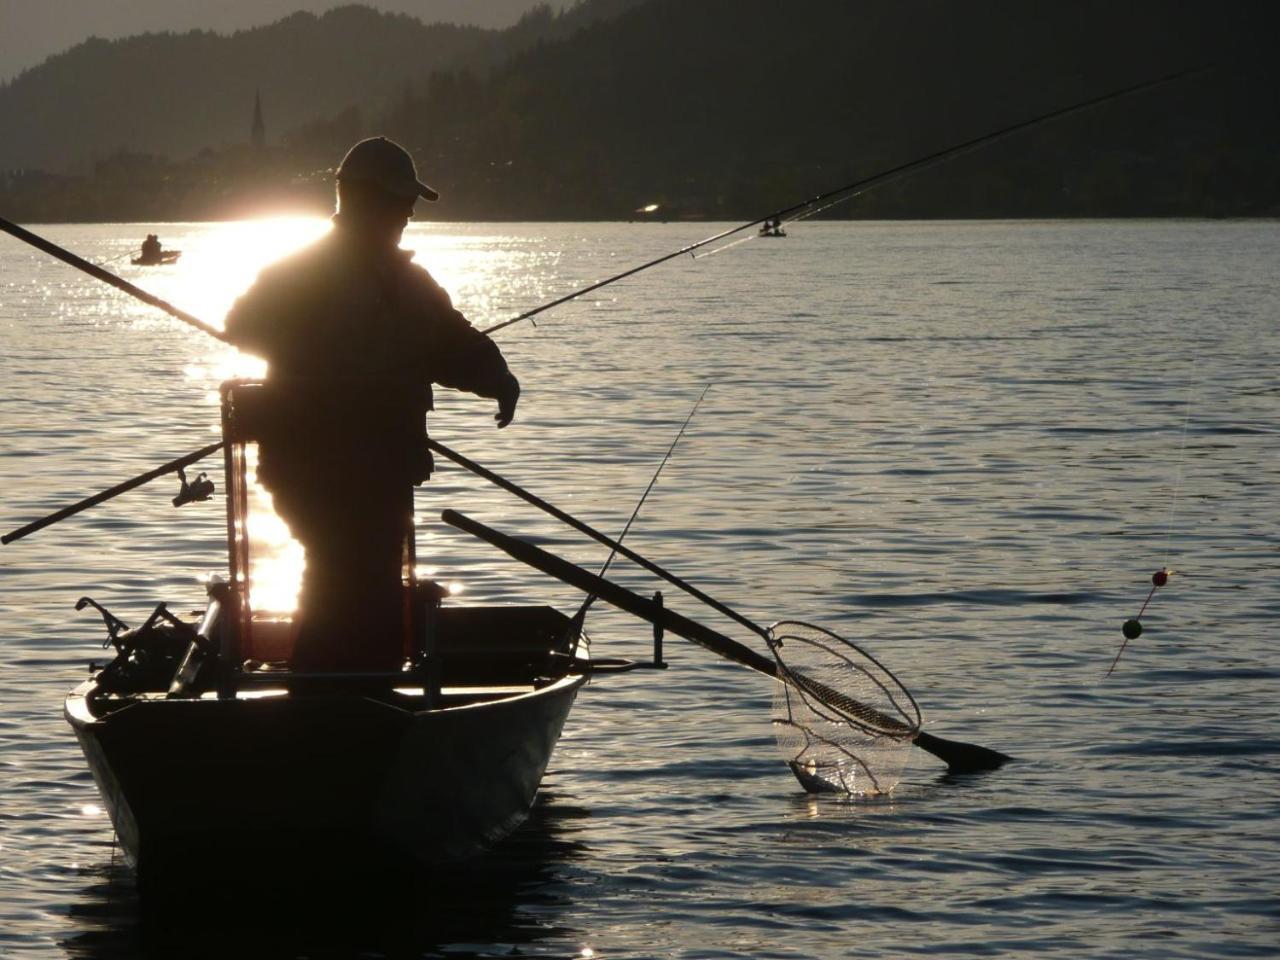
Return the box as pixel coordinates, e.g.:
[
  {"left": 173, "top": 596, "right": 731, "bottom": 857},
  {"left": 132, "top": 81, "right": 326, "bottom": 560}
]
[{"left": 769, "top": 621, "right": 921, "bottom": 796}]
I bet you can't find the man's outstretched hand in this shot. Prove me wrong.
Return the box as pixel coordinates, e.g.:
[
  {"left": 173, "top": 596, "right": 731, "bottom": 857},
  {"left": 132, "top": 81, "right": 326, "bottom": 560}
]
[{"left": 495, "top": 373, "right": 520, "bottom": 428}]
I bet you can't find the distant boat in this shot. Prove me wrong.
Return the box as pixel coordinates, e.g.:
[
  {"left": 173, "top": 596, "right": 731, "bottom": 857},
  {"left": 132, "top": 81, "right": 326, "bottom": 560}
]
[
  {"left": 758, "top": 224, "right": 787, "bottom": 238},
  {"left": 131, "top": 250, "right": 182, "bottom": 266}
]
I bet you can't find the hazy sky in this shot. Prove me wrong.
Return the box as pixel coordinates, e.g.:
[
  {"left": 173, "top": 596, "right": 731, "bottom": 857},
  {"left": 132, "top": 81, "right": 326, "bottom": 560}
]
[{"left": 0, "top": 0, "right": 569, "bottom": 82}]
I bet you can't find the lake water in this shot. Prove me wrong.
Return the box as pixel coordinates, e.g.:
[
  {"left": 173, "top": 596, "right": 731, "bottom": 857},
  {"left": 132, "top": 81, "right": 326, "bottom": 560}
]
[{"left": 0, "top": 219, "right": 1276, "bottom": 958}]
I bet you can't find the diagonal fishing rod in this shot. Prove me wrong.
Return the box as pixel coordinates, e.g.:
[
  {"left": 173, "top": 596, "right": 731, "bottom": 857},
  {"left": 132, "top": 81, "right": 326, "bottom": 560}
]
[
  {"left": 2, "top": 442, "right": 224, "bottom": 545},
  {"left": 0, "top": 216, "right": 229, "bottom": 342},
  {"left": 432, "top": 436, "right": 1005, "bottom": 786},
  {"left": 433, "top": 428, "right": 999, "bottom": 784},
  {"left": 582, "top": 383, "right": 710, "bottom": 604},
  {"left": 426, "top": 435, "right": 764, "bottom": 642},
  {"left": 0, "top": 64, "right": 1207, "bottom": 545},
  {"left": 479, "top": 64, "right": 1209, "bottom": 336},
  {"left": 562, "top": 384, "right": 709, "bottom": 654},
  {"left": 3, "top": 65, "right": 1206, "bottom": 348}
]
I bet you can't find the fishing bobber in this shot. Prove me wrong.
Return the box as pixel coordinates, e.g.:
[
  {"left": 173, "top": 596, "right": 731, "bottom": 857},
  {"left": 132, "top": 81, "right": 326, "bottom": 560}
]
[
  {"left": 1152, "top": 569, "right": 1169, "bottom": 587},
  {"left": 1121, "top": 618, "right": 1143, "bottom": 640}
]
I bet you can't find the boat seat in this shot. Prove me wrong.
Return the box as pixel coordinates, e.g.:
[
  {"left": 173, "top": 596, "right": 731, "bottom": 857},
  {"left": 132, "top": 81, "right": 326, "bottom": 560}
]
[
  {"left": 433, "top": 606, "right": 576, "bottom": 684},
  {"left": 232, "top": 605, "right": 576, "bottom": 686}
]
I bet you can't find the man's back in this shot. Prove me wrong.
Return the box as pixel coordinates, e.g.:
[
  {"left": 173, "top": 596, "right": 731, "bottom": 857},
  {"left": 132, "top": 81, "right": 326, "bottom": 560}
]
[{"left": 219, "top": 136, "right": 520, "bottom": 673}]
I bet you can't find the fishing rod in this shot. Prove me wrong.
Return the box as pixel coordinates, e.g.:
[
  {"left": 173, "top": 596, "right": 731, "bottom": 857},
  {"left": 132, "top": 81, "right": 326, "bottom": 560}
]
[
  {"left": 2, "top": 442, "right": 223, "bottom": 545},
  {"left": 0, "top": 65, "right": 1206, "bottom": 545},
  {"left": 582, "top": 384, "right": 710, "bottom": 603},
  {"left": 426, "top": 435, "right": 762, "bottom": 641},
  {"left": 429, "top": 439, "right": 1010, "bottom": 782},
  {"left": 561, "top": 384, "right": 709, "bottom": 660},
  {"left": 479, "top": 64, "right": 1210, "bottom": 336},
  {"left": 0, "top": 216, "right": 228, "bottom": 343}
]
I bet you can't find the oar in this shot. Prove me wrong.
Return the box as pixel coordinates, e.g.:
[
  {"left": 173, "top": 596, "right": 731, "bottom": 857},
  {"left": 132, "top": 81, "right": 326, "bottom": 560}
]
[
  {"left": 429, "top": 437, "right": 1000, "bottom": 773},
  {"left": 1, "top": 442, "right": 224, "bottom": 545},
  {"left": 442, "top": 509, "right": 1010, "bottom": 775},
  {"left": 0, "top": 216, "right": 229, "bottom": 342}
]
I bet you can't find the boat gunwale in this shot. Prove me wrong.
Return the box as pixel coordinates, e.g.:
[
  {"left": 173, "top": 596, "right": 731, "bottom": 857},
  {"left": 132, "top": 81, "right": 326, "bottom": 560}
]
[{"left": 65, "top": 667, "right": 588, "bottom": 728}]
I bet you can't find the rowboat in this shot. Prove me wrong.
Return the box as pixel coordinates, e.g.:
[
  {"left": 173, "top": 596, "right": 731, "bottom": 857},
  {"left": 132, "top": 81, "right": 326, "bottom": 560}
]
[
  {"left": 131, "top": 250, "right": 182, "bottom": 265},
  {"left": 63, "top": 380, "right": 591, "bottom": 891},
  {"left": 1, "top": 155, "right": 1019, "bottom": 890}
]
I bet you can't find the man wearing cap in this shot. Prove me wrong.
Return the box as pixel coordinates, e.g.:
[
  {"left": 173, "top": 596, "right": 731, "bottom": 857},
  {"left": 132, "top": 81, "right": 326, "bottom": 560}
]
[{"left": 224, "top": 136, "right": 519, "bottom": 674}]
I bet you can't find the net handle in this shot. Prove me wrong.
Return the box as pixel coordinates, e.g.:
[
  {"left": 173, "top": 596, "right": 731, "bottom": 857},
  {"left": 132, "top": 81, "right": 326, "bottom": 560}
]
[{"left": 442, "top": 509, "right": 1012, "bottom": 774}]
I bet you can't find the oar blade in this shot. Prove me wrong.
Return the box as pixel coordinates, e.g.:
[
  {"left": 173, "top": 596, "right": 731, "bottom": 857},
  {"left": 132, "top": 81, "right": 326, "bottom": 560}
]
[{"left": 912, "top": 730, "right": 1012, "bottom": 774}]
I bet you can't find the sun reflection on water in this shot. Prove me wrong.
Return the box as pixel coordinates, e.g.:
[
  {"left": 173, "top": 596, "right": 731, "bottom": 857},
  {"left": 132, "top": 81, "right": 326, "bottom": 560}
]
[
  {"left": 150, "top": 217, "right": 561, "bottom": 613},
  {"left": 142, "top": 217, "right": 555, "bottom": 341},
  {"left": 241, "top": 446, "right": 305, "bottom": 615},
  {"left": 174, "top": 216, "right": 330, "bottom": 329}
]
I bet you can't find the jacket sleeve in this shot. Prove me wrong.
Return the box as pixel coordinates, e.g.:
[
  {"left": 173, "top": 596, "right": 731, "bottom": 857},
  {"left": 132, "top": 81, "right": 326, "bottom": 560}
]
[{"left": 403, "top": 265, "right": 514, "bottom": 400}]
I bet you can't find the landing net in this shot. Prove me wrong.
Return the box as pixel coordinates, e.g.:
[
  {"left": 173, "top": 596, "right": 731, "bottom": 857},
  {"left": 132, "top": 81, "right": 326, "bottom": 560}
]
[{"left": 769, "top": 621, "right": 921, "bottom": 796}]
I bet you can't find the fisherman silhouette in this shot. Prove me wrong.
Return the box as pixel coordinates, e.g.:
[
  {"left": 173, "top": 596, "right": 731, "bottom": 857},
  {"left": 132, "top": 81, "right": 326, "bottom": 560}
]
[
  {"left": 139, "top": 234, "right": 162, "bottom": 262},
  {"left": 224, "top": 137, "right": 519, "bottom": 674}
]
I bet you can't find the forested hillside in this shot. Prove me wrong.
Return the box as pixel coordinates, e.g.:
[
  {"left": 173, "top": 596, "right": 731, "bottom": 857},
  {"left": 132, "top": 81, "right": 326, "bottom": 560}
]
[
  {"left": 1, "top": 0, "right": 1275, "bottom": 220},
  {"left": 0, "top": 2, "right": 642, "bottom": 174},
  {"left": 382, "top": 0, "right": 1275, "bottom": 218}
]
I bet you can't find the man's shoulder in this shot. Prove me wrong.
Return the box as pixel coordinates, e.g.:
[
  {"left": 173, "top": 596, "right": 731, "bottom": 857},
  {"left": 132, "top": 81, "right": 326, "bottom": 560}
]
[
  {"left": 226, "top": 230, "right": 346, "bottom": 336},
  {"left": 253, "top": 229, "right": 344, "bottom": 287},
  {"left": 399, "top": 252, "right": 441, "bottom": 288}
]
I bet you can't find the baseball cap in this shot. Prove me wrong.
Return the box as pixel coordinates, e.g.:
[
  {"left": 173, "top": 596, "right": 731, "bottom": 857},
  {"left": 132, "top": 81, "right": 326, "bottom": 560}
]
[{"left": 336, "top": 136, "right": 439, "bottom": 202}]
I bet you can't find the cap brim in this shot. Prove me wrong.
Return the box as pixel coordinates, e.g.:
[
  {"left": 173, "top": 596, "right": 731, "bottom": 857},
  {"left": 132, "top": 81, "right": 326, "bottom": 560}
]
[{"left": 339, "top": 170, "right": 439, "bottom": 202}]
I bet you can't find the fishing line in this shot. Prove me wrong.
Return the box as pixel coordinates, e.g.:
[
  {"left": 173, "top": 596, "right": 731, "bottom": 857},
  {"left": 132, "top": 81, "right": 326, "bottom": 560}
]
[
  {"left": 690, "top": 233, "right": 757, "bottom": 260},
  {"left": 4, "top": 66, "right": 1209, "bottom": 347},
  {"left": 1162, "top": 359, "right": 1198, "bottom": 568},
  {"left": 92, "top": 251, "right": 134, "bottom": 267},
  {"left": 1108, "top": 357, "right": 1199, "bottom": 676}
]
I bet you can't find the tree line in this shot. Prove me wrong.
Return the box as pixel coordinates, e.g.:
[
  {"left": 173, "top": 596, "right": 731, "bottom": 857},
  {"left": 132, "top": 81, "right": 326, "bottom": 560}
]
[{"left": 2, "top": 0, "right": 1275, "bottom": 221}]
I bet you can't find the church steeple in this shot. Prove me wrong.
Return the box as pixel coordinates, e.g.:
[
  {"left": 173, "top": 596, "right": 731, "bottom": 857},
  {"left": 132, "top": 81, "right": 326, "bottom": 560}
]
[{"left": 251, "top": 90, "right": 265, "bottom": 150}]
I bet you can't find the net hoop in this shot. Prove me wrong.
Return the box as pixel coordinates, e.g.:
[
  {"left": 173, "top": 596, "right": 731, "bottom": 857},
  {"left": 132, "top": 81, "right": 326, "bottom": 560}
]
[
  {"left": 768, "top": 620, "right": 922, "bottom": 737},
  {"left": 768, "top": 620, "right": 922, "bottom": 796}
]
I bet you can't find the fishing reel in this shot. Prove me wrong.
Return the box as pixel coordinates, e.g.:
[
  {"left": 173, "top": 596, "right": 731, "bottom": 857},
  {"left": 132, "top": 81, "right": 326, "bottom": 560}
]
[
  {"left": 172, "top": 467, "right": 214, "bottom": 507},
  {"left": 78, "top": 598, "right": 198, "bottom": 693}
]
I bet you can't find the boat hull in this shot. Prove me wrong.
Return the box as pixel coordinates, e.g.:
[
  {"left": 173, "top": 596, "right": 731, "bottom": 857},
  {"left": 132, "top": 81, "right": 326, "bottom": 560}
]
[
  {"left": 131, "top": 251, "right": 181, "bottom": 265},
  {"left": 66, "top": 673, "right": 584, "bottom": 879}
]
